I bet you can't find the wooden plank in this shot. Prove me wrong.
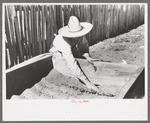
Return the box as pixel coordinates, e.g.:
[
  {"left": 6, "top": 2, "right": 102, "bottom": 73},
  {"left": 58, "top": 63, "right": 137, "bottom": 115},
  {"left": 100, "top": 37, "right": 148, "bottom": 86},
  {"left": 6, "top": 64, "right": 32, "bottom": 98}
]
[
  {"left": 94, "top": 5, "right": 98, "bottom": 44},
  {"left": 100, "top": 5, "right": 103, "bottom": 41},
  {"left": 101, "top": 5, "right": 105, "bottom": 39},
  {"left": 104, "top": 5, "right": 108, "bottom": 39},
  {"left": 118, "top": 5, "right": 122, "bottom": 34},
  {"left": 96, "top": 5, "right": 99, "bottom": 42},
  {"left": 136, "top": 5, "right": 139, "bottom": 27},
  {"left": 136, "top": 5, "right": 140, "bottom": 27},
  {"left": 135, "top": 5, "right": 138, "bottom": 27},
  {"left": 100, "top": 5, "right": 103, "bottom": 40},
  {"left": 90, "top": 5, "right": 95, "bottom": 45},
  {"left": 128, "top": 5, "right": 132, "bottom": 30},
  {"left": 45, "top": 5, "right": 51, "bottom": 51},
  {"left": 6, "top": 55, "right": 53, "bottom": 99},
  {"left": 30, "top": 5, "right": 35, "bottom": 56},
  {"left": 49, "top": 5, "right": 55, "bottom": 49},
  {"left": 101, "top": 5, "right": 106, "bottom": 40},
  {"left": 107, "top": 5, "right": 111, "bottom": 38},
  {"left": 109, "top": 5, "right": 113, "bottom": 38},
  {"left": 101, "top": 5, "right": 106, "bottom": 39},
  {"left": 72, "top": 5, "right": 79, "bottom": 19},
  {"left": 5, "top": 6, "right": 14, "bottom": 67},
  {"left": 19, "top": 5, "right": 26, "bottom": 59},
  {"left": 65, "top": 5, "right": 71, "bottom": 25},
  {"left": 7, "top": 6, "right": 18, "bottom": 64},
  {"left": 121, "top": 5, "right": 124, "bottom": 33},
  {"left": 84, "top": 5, "right": 88, "bottom": 41},
  {"left": 23, "top": 6, "right": 29, "bottom": 60},
  {"left": 130, "top": 5, "right": 134, "bottom": 29},
  {"left": 132, "top": 5, "right": 135, "bottom": 28},
  {"left": 56, "top": 5, "right": 62, "bottom": 31},
  {"left": 14, "top": 16, "right": 24, "bottom": 62},
  {"left": 137, "top": 5, "right": 141, "bottom": 25},
  {"left": 112, "top": 5, "right": 116, "bottom": 36},
  {"left": 41, "top": 5, "right": 46, "bottom": 53},
  {"left": 123, "top": 5, "right": 126, "bottom": 32},
  {"left": 95, "top": 5, "right": 99, "bottom": 42},
  {"left": 114, "top": 5, "right": 118, "bottom": 36},
  {"left": 27, "top": 5, "right": 32, "bottom": 58},
  {"left": 44, "top": 5, "right": 48, "bottom": 52},
  {"left": 123, "top": 68, "right": 144, "bottom": 99},
  {"left": 116, "top": 67, "right": 144, "bottom": 99},
  {"left": 127, "top": 5, "right": 131, "bottom": 30},
  {"left": 63, "top": 5, "right": 69, "bottom": 26},
  {"left": 122, "top": 5, "right": 125, "bottom": 33},
  {"left": 141, "top": 5, "right": 145, "bottom": 24},
  {"left": 79, "top": 5, "right": 84, "bottom": 22},
  {"left": 132, "top": 5, "right": 136, "bottom": 28},
  {"left": 86, "top": 5, "right": 92, "bottom": 44},
  {"left": 108, "top": 5, "right": 111, "bottom": 37},
  {"left": 125, "top": 5, "right": 128, "bottom": 31},
  {"left": 84, "top": 5, "right": 87, "bottom": 22},
  {"left": 37, "top": 5, "right": 42, "bottom": 54},
  {"left": 34, "top": 6, "right": 38, "bottom": 55},
  {"left": 116, "top": 5, "right": 119, "bottom": 35},
  {"left": 133, "top": 5, "right": 137, "bottom": 28},
  {"left": 14, "top": 5, "right": 18, "bottom": 16},
  {"left": 60, "top": 5, "right": 64, "bottom": 27},
  {"left": 139, "top": 5, "right": 142, "bottom": 24},
  {"left": 53, "top": 5, "right": 57, "bottom": 34}
]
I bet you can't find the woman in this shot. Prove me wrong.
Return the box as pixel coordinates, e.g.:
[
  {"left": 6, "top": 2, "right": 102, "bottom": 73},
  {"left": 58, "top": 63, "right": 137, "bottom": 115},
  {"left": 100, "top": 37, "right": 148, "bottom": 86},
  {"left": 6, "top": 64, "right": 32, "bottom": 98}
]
[{"left": 49, "top": 16, "right": 99, "bottom": 92}]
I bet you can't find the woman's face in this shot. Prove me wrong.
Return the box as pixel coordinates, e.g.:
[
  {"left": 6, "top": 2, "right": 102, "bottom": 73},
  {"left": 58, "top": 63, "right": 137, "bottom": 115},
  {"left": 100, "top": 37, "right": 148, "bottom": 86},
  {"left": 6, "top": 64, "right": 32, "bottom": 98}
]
[
  {"left": 72, "top": 36, "right": 82, "bottom": 42},
  {"left": 63, "top": 36, "right": 82, "bottom": 43}
]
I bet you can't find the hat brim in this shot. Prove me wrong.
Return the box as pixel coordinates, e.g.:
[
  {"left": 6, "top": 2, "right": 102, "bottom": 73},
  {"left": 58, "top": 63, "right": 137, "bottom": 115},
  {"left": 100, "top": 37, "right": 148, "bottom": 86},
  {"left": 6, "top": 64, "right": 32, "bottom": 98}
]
[{"left": 58, "top": 22, "right": 93, "bottom": 38}]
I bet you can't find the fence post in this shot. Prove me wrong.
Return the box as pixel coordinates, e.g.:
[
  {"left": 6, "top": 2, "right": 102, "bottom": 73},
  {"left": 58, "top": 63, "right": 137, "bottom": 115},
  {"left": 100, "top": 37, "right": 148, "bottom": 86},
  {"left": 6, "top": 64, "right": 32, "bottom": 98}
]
[
  {"left": 109, "top": 5, "right": 113, "bottom": 38},
  {"left": 30, "top": 5, "right": 35, "bottom": 56},
  {"left": 34, "top": 6, "right": 38, "bottom": 55},
  {"left": 7, "top": 6, "right": 18, "bottom": 64},
  {"left": 46, "top": 5, "right": 50, "bottom": 51},
  {"left": 19, "top": 5, "right": 26, "bottom": 59},
  {"left": 5, "top": 6, "right": 14, "bottom": 67},
  {"left": 56, "top": 5, "right": 63, "bottom": 31},
  {"left": 41, "top": 5, "right": 46, "bottom": 53},
  {"left": 104, "top": 5, "right": 109, "bottom": 39},
  {"left": 14, "top": 16, "right": 24, "bottom": 62},
  {"left": 26, "top": 5, "right": 32, "bottom": 58},
  {"left": 23, "top": 6, "right": 29, "bottom": 60},
  {"left": 37, "top": 5, "right": 42, "bottom": 55},
  {"left": 72, "top": 5, "right": 80, "bottom": 20},
  {"left": 79, "top": 5, "right": 84, "bottom": 22},
  {"left": 91, "top": 5, "right": 96, "bottom": 45},
  {"left": 49, "top": 5, "right": 55, "bottom": 48},
  {"left": 63, "top": 5, "right": 69, "bottom": 26}
]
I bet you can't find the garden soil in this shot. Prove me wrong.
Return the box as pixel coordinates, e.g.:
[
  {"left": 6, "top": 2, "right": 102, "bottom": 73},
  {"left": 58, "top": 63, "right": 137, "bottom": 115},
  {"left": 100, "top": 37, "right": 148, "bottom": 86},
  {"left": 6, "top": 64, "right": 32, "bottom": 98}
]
[{"left": 11, "top": 24, "right": 145, "bottom": 99}]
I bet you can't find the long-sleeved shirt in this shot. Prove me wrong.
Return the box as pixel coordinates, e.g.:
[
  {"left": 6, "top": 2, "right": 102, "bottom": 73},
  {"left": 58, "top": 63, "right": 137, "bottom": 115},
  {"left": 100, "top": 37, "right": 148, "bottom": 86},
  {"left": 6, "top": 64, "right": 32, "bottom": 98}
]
[{"left": 50, "top": 34, "right": 90, "bottom": 81}]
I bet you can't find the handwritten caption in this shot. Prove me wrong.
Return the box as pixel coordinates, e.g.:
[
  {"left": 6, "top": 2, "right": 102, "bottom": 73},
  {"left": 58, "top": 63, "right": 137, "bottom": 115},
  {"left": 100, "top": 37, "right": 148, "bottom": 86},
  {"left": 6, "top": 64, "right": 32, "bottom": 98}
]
[{"left": 71, "top": 99, "right": 89, "bottom": 103}]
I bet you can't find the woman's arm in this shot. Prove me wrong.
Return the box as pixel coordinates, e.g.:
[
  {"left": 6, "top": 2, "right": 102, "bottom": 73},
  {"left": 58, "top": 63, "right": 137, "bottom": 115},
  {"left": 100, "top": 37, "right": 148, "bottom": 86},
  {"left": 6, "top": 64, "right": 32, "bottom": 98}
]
[{"left": 52, "top": 35, "right": 99, "bottom": 92}]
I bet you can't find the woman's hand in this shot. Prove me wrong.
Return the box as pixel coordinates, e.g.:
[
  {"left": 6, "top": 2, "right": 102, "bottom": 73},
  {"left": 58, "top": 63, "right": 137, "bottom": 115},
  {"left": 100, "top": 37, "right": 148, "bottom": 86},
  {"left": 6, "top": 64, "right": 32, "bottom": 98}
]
[
  {"left": 82, "top": 53, "right": 99, "bottom": 64},
  {"left": 83, "top": 79, "right": 99, "bottom": 92}
]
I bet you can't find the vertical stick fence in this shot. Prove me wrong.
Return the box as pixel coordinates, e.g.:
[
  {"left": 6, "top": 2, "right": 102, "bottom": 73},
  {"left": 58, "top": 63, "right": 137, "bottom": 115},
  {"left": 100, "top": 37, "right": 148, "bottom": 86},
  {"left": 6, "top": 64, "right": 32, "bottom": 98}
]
[{"left": 5, "top": 4, "right": 145, "bottom": 69}]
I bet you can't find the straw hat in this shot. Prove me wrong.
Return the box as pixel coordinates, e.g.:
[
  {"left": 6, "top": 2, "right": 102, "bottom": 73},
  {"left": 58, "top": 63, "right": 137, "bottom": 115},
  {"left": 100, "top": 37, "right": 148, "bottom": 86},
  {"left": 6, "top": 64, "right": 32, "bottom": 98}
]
[{"left": 58, "top": 16, "right": 93, "bottom": 38}]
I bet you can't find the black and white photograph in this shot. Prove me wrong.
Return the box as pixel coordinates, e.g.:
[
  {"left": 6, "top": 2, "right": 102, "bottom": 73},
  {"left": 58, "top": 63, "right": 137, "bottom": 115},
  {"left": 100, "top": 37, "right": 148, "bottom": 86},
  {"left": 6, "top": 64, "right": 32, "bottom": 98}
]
[{"left": 2, "top": 2, "right": 148, "bottom": 121}]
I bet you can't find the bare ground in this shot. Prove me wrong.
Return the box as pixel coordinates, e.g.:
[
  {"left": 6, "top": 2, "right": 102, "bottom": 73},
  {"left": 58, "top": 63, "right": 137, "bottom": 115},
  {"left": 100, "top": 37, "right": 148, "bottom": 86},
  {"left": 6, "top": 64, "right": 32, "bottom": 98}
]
[
  {"left": 90, "top": 24, "right": 145, "bottom": 66},
  {"left": 11, "top": 24, "right": 145, "bottom": 99}
]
